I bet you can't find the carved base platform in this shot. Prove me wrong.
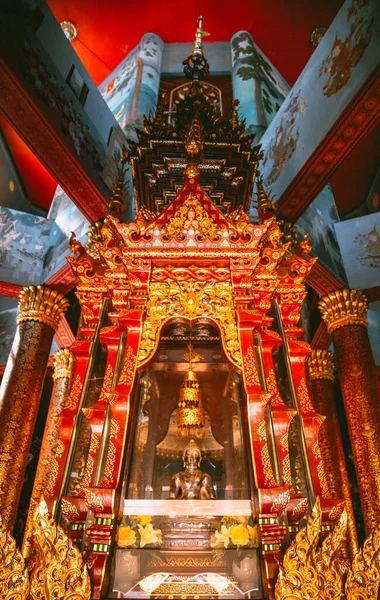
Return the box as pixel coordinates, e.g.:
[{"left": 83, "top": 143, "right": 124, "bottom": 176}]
[{"left": 111, "top": 516, "right": 261, "bottom": 599}]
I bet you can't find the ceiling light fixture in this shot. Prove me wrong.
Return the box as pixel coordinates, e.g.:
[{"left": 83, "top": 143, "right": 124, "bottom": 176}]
[
  {"left": 310, "top": 26, "right": 327, "bottom": 48},
  {"left": 60, "top": 21, "right": 77, "bottom": 42}
]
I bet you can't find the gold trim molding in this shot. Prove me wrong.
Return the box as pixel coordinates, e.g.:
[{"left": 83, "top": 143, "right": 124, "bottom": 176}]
[
  {"left": 137, "top": 276, "right": 241, "bottom": 369},
  {"left": 319, "top": 289, "right": 368, "bottom": 334},
  {"left": 275, "top": 498, "right": 347, "bottom": 600},
  {"left": 53, "top": 348, "right": 76, "bottom": 380},
  {"left": 29, "top": 498, "right": 91, "bottom": 599},
  {"left": 307, "top": 349, "right": 336, "bottom": 381},
  {"left": 18, "top": 285, "right": 69, "bottom": 332},
  {"left": 0, "top": 514, "right": 29, "bottom": 599},
  {"left": 275, "top": 497, "right": 380, "bottom": 600}
]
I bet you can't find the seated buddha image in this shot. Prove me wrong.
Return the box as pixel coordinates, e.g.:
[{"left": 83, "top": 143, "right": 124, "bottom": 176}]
[{"left": 169, "top": 439, "right": 216, "bottom": 499}]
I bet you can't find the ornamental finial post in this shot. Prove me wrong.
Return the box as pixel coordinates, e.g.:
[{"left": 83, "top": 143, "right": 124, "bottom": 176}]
[
  {"left": 193, "top": 16, "right": 210, "bottom": 58},
  {"left": 319, "top": 289, "right": 368, "bottom": 334},
  {"left": 183, "top": 16, "right": 210, "bottom": 79}
]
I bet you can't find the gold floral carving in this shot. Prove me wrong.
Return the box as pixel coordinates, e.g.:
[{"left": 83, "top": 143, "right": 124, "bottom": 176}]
[
  {"left": 29, "top": 499, "right": 91, "bottom": 600},
  {"left": 0, "top": 514, "right": 29, "bottom": 599},
  {"left": 17, "top": 285, "right": 69, "bottom": 332},
  {"left": 118, "top": 346, "right": 136, "bottom": 387},
  {"left": 290, "top": 497, "right": 308, "bottom": 520},
  {"left": 152, "top": 265, "right": 230, "bottom": 282},
  {"left": 162, "top": 192, "right": 221, "bottom": 242},
  {"left": 61, "top": 498, "right": 80, "bottom": 522},
  {"left": 65, "top": 374, "right": 83, "bottom": 411},
  {"left": 137, "top": 277, "right": 241, "bottom": 368},
  {"left": 0, "top": 320, "right": 54, "bottom": 529},
  {"left": 319, "top": 289, "right": 368, "bottom": 334},
  {"left": 53, "top": 348, "right": 75, "bottom": 380},
  {"left": 261, "top": 443, "right": 277, "bottom": 488},
  {"left": 98, "top": 363, "right": 113, "bottom": 402},
  {"left": 317, "top": 458, "right": 330, "bottom": 499},
  {"left": 307, "top": 349, "right": 336, "bottom": 381},
  {"left": 276, "top": 497, "right": 380, "bottom": 600},
  {"left": 275, "top": 497, "right": 347, "bottom": 600},
  {"left": 271, "top": 490, "right": 290, "bottom": 514},
  {"left": 267, "top": 368, "right": 283, "bottom": 406},
  {"left": 84, "top": 489, "right": 104, "bottom": 514},
  {"left": 345, "top": 524, "right": 380, "bottom": 600},
  {"left": 243, "top": 346, "right": 261, "bottom": 388},
  {"left": 296, "top": 377, "right": 314, "bottom": 413},
  {"left": 99, "top": 440, "right": 117, "bottom": 488}
]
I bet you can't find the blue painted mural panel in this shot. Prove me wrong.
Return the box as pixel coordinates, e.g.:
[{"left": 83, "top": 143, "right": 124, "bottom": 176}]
[
  {"left": 335, "top": 211, "right": 380, "bottom": 289},
  {"left": 296, "top": 185, "right": 347, "bottom": 284},
  {"left": 42, "top": 186, "right": 90, "bottom": 281},
  {"left": 230, "top": 31, "right": 290, "bottom": 140},
  {"left": 0, "top": 207, "right": 53, "bottom": 286},
  {"left": 259, "top": 0, "right": 379, "bottom": 198}
]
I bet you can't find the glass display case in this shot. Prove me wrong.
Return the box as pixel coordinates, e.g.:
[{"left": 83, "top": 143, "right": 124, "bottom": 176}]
[{"left": 110, "top": 322, "right": 263, "bottom": 598}]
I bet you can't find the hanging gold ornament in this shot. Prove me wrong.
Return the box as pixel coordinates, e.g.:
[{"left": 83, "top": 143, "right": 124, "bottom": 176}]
[{"left": 176, "top": 344, "right": 205, "bottom": 438}]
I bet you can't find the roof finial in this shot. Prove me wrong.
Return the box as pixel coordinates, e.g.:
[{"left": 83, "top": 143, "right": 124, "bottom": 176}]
[
  {"left": 193, "top": 16, "right": 210, "bottom": 58},
  {"left": 183, "top": 16, "right": 210, "bottom": 80},
  {"left": 256, "top": 174, "right": 276, "bottom": 222},
  {"left": 108, "top": 147, "right": 129, "bottom": 220}
]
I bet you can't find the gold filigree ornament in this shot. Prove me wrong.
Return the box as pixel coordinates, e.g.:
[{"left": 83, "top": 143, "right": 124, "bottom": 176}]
[
  {"left": 176, "top": 344, "right": 205, "bottom": 438},
  {"left": 275, "top": 497, "right": 347, "bottom": 600},
  {"left": 53, "top": 348, "right": 75, "bottom": 380},
  {"left": 18, "top": 285, "right": 69, "bottom": 332},
  {"left": 137, "top": 277, "right": 241, "bottom": 368},
  {"left": 162, "top": 192, "right": 221, "bottom": 242},
  {"left": 0, "top": 514, "right": 29, "bottom": 599},
  {"left": 319, "top": 289, "right": 368, "bottom": 334},
  {"left": 307, "top": 349, "right": 336, "bottom": 382},
  {"left": 345, "top": 524, "right": 380, "bottom": 600},
  {"left": 29, "top": 498, "right": 91, "bottom": 600}
]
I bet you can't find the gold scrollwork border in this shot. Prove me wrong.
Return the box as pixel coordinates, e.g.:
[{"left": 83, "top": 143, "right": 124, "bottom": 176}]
[{"left": 136, "top": 278, "right": 242, "bottom": 369}]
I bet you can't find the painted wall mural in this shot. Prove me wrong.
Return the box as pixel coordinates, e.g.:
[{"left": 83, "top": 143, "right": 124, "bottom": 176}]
[
  {"left": 258, "top": 0, "right": 379, "bottom": 200},
  {"left": 99, "top": 33, "right": 164, "bottom": 140},
  {"left": 335, "top": 212, "right": 380, "bottom": 289},
  {"left": 319, "top": 0, "right": 373, "bottom": 97},
  {"left": 42, "top": 186, "right": 90, "bottom": 281},
  {"left": 0, "top": 207, "right": 53, "bottom": 286},
  {"left": 296, "top": 185, "right": 347, "bottom": 284},
  {"left": 263, "top": 90, "right": 306, "bottom": 185},
  {"left": 0, "top": 303, "right": 18, "bottom": 366},
  {"left": 230, "top": 31, "right": 289, "bottom": 140}
]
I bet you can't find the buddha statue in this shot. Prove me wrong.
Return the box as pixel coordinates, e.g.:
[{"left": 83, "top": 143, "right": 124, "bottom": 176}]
[{"left": 169, "top": 439, "right": 216, "bottom": 499}]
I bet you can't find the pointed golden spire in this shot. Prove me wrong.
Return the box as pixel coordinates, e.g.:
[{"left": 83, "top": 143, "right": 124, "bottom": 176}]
[
  {"left": 256, "top": 175, "right": 276, "bottom": 221},
  {"left": 193, "top": 16, "right": 210, "bottom": 59},
  {"left": 230, "top": 99, "right": 240, "bottom": 130},
  {"left": 183, "top": 17, "right": 210, "bottom": 80},
  {"left": 108, "top": 147, "right": 129, "bottom": 219},
  {"left": 176, "top": 343, "right": 205, "bottom": 438}
]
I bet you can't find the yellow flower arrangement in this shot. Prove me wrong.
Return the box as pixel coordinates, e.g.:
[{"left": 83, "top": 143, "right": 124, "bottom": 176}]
[
  {"left": 212, "top": 516, "right": 259, "bottom": 550},
  {"left": 214, "top": 524, "right": 232, "bottom": 549},
  {"left": 117, "top": 515, "right": 162, "bottom": 549},
  {"left": 116, "top": 525, "right": 137, "bottom": 548},
  {"left": 138, "top": 522, "right": 162, "bottom": 548},
  {"left": 229, "top": 523, "right": 249, "bottom": 547}
]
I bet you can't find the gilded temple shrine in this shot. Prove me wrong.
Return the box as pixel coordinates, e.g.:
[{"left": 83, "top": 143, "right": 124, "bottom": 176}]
[{"left": 0, "top": 14, "right": 380, "bottom": 600}]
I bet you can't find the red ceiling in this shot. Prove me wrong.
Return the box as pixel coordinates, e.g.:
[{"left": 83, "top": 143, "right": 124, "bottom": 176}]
[
  {"left": 330, "top": 120, "right": 380, "bottom": 217},
  {"left": 7, "top": 0, "right": 379, "bottom": 218},
  {"left": 47, "top": 0, "right": 345, "bottom": 87},
  {"left": 0, "top": 116, "right": 57, "bottom": 212}
]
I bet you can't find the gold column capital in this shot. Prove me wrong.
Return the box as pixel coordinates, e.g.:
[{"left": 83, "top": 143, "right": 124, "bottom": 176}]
[
  {"left": 17, "top": 285, "right": 69, "bottom": 332},
  {"left": 319, "top": 289, "right": 368, "bottom": 334},
  {"left": 53, "top": 348, "right": 75, "bottom": 380},
  {"left": 307, "top": 349, "right": 336, "bottom": 381}
]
